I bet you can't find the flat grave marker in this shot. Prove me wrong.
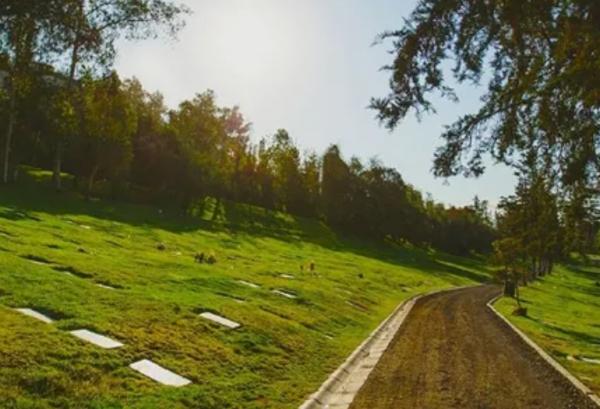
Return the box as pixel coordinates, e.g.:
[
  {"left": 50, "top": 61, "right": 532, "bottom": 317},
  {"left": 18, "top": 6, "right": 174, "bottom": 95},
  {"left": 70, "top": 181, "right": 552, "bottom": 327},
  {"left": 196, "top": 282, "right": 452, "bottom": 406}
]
[
  {"left": 200, "top": 312, "right": 240, "bottom": 329},
  {"left": 129, "top": 359, "right": 191, "bottom": 387},
  {"left": 581, "top": 357, "right": 600, "bottom": 365},
  {"left": 15, "top": 308, "right": 53, "bottom": 324},
  {"left": 70, "top": 329, "right": 123, "bottom": 349},
  {"left": 272, "top": 289, "right": 297, "bottom": 299},
  {"left": 237, "top": 280, "right": 260, "bottom": 289}
]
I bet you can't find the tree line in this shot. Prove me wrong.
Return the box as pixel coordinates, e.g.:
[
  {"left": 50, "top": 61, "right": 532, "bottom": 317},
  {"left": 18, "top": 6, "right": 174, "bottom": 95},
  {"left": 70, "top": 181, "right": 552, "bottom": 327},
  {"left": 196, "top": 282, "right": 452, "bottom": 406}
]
[
  {"left": 0, "top": 1, "right": 499, "bottom": 257},
  {"left": 0, "top": 62, "right": 495, "bottom": 255},
  {"left": 2, "top": 0, "right": 598, "bottom": 270}
]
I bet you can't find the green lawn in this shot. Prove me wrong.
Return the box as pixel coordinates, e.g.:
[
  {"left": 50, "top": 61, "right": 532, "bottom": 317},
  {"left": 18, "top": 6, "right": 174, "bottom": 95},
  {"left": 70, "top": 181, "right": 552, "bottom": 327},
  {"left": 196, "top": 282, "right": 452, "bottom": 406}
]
[
  {"left": 495, "top": 262, "right": 600, "bottom": 395},
  {"left": 0, "top": 170, "right": 490, "bottom": 409}
]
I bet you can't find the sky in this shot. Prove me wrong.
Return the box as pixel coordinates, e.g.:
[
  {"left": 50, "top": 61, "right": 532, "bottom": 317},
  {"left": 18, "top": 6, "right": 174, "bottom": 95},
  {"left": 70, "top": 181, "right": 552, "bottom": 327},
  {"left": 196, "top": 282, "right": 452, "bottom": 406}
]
[{"left": 114, "top": 0, "right": 517, "bottom": 208}]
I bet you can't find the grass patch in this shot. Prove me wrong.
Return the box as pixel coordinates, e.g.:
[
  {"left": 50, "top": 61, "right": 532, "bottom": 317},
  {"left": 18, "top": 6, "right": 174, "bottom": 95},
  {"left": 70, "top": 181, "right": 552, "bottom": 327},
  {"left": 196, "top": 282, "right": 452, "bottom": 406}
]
[
  {"left": 0, "top": 169, "right": 491, "bottom": 408},
  {"left": 495, "top": 263, "right": 600, "bottom": 395}
]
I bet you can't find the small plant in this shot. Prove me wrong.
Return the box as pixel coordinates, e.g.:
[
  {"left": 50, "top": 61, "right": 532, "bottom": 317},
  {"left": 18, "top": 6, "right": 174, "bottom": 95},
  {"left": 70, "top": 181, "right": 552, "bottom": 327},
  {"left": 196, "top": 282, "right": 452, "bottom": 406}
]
[
  {"left": 194, "top": 252, "right": 216, "bottom": 264},
  {"left": 156, "top": 243, "right": 166, "bottom": 251}
]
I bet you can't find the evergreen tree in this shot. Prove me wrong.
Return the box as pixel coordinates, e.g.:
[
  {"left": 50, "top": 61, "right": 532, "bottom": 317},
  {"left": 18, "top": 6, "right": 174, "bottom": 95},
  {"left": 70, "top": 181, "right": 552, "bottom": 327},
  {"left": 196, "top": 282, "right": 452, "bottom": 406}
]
[{"left": 373, "top": 0, "right": 600, "bottom": 193}]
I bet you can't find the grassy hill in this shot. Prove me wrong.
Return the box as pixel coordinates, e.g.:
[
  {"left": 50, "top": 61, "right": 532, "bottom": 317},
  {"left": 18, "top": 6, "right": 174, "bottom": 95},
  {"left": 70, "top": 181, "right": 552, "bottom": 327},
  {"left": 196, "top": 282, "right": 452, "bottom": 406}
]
[
  {"left": 495, "top": 262, "right": 600, "bottom": 395},
  {"left": 0, "top": 169, "right": 490, "bottom": 408}
]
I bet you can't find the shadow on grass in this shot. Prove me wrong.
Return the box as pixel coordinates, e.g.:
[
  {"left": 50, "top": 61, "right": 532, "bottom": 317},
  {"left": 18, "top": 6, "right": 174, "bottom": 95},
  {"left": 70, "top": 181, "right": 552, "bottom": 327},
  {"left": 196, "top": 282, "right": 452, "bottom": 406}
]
[
  {"left": 0, "top": 171, "right": 490, "bottom": 286},
  {"left": 554, "top": 264, "right": 600, "bottom": 300},
  {"left": 567, "top": 263, "right": 600, "bottom": 279},
  {"left": 0, "top": 208, "right": 41, "bottom": 222},
  {"left": 525, "top": 316, "right": 600, "bottom": 346}
]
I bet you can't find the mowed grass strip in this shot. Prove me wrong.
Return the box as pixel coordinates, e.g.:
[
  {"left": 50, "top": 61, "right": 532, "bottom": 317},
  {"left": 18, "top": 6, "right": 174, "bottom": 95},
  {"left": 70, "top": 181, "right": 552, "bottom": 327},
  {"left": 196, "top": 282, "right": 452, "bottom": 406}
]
[
  {"left": 495, "top": 262, "right": 600, "bottom": 395},
  {"left": 0, "top": 170, "right": 490, "bottom": 408}
]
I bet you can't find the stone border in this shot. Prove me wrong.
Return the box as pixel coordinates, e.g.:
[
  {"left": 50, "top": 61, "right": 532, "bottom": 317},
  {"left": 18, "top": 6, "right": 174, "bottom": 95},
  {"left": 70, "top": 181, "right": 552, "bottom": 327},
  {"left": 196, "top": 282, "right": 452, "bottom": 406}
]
[
  {"left": 299, "top": 286, "right": 473, "bottom": 409},
  {"left": 487, "top": 294, "right": 600, "bottom": 407}
]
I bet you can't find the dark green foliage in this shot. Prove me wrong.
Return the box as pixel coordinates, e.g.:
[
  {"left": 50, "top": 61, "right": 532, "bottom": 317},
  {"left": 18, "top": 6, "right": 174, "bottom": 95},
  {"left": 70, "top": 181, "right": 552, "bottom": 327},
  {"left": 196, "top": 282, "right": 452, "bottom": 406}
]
[
  {"left": 1, "top": 0, "right": 189, "bottom": 190},
  {"left": 321, "top": 145, "right": 494, "bottom": 254},
  {"left": 375, "top": 0, "right": 600, "bottom": 287},
  {"left": 0, "top": 0, "right": 503, "bottom": 256},
  {"left": 0, "top": 57, "right": 497, "bottom": 255},
  {"left": 563, "top": 182, "right": 600, "bottom": 256},
  {"left": 373, "top": 0, "right": 600, "bottom": 191},
  {"left": 493, "top": 172, "right": 563, "bottom": 301}
]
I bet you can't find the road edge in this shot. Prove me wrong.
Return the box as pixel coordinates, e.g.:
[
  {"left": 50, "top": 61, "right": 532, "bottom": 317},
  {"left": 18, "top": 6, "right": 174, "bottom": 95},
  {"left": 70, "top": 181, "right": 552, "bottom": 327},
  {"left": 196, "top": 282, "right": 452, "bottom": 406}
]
[
  {"left": 487, "top": 294, "right": 600, "bottom": 407},
  {"left": 299, "top": 285, "right": 474, "bottom": 409}
]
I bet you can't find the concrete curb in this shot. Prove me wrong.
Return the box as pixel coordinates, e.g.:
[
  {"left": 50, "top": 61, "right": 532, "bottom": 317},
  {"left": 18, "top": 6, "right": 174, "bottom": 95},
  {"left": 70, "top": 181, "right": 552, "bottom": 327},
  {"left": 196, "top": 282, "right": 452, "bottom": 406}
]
[
  {"left": 299, "top": 285, "right": 474, "bottom": 409},
  {"left": 487, "top": 294, "right": 600, "bottom": 407}
]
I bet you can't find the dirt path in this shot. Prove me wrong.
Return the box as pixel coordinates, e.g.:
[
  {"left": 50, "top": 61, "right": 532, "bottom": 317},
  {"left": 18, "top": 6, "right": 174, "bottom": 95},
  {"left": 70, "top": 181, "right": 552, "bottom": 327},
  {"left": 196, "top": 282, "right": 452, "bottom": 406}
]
[{"left": 349, "top": 285, "right": 597, "bottom": 409}]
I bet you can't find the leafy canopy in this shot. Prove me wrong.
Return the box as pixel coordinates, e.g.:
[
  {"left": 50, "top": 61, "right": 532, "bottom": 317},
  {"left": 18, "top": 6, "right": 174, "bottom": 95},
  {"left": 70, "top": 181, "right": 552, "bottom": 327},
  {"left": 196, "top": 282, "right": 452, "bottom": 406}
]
[{"left": 373, "top": 0, "right": 600, "bottom": 189}]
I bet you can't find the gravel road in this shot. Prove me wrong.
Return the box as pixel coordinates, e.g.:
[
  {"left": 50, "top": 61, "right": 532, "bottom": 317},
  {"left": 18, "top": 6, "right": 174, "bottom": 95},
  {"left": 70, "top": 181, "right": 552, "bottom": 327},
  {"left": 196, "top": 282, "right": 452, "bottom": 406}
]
[{"left": 349, "top": 285, "right": 597, "bottom": 409}]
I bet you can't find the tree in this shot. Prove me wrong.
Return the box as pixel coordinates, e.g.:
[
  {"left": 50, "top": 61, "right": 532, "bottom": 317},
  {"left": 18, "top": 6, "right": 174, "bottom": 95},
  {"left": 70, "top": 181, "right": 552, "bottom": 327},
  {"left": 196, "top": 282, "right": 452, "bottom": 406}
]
[
  {"left": 266, "top": 129, "right": 308, "bottom": 215},
  {"left": 123, "top": 77, "right": 183, "bottom": 201},
  {"left": 9, "top": 64, "right": 67, "bottom": 178},
  {"left": 73, "top": 72, "right": 135, "bottom": 197},
  {"left": 221, "top": 106, "right": 252, "bottom": 202},
  {"left": 49, "top": 0, "right": 189, "bottom": 190},
  {"left": 301, "top": 152, "right": 321, "bottom": 217},
  {"left": 493, "top": 237, "right": 524, "bottom": 302},
  {"left": 373, "top": 0, "right": 600, "bottom": 192},
  {"left": 256, "top": 138, "right": 276, "bottom": 210},
  {"left": 169, "top": 91, "right": 227, "bottom": 210},
  {"left": 0, "top": 2, "right": 55, "bottom": 183},
  {"left": 321, "top": 145, "right": 352, "bottom": 227},
  {"left": 563, "top": 182, "right": 600, "bottom": 256},
  {"left": 495, "top": 173, "right": 562, "bottom": 283}
]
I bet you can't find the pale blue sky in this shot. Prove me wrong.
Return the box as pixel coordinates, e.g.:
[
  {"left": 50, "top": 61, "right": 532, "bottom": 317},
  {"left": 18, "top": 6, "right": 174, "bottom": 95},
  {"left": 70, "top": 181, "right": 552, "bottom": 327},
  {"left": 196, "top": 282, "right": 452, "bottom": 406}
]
[{"left": 115, "top": 0, "right": 516, "bottom": 207}]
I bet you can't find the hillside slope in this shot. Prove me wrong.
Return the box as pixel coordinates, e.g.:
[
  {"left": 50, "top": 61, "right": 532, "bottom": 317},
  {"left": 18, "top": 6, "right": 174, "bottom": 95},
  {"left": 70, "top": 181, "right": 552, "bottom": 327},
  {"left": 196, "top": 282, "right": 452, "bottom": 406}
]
[
  {"left": 0, "top": 170, "right": 489, "bottom": 408},
  {"left": 495, "top": 263, "right": 600, "bottom": 395}
]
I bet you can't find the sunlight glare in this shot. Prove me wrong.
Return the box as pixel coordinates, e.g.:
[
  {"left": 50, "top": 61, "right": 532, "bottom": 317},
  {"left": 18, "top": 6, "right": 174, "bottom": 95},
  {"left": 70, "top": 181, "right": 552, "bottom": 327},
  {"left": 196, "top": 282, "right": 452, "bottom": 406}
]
[{"left": 214, "top": 6, "right": 298, "bottom": 82}]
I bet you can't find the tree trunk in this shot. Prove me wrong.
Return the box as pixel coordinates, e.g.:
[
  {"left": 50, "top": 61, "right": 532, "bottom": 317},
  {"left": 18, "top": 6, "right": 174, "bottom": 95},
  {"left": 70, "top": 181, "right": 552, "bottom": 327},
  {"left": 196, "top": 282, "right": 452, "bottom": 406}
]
[
  {"left": 541, "top": 258, "right": 548, "bottom": 276},
  {"left": 53, "top": 38, "right": 80, "bottom": 191},
  {"left": 86, "top": 165, "right": 99, "bottom": 200},
  {"left": 12, "top": 163, "right": 19, "bottom": 182},
  {"left": 504, "top": 279, "right": 516, "bottom": 297},
  {"left": 180, "top": 192, "right": 191, "bottom": 215},
  {"left": 52, "top": 143, "right": 63, "bottom": 191},
  {"left": 2, "top": 87, "right": 16, "bottom": 184}
]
